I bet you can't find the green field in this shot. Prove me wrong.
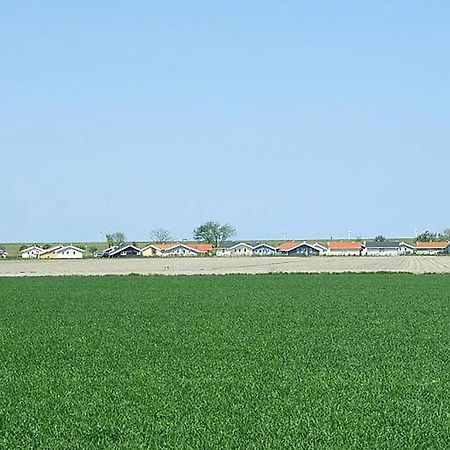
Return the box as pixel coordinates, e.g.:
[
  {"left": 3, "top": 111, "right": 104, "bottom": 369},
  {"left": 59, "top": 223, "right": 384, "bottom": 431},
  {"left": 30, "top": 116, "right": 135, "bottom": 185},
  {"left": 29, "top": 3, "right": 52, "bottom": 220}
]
[{"left": 1, "top": 274, "right": 449, "bottom": 449}]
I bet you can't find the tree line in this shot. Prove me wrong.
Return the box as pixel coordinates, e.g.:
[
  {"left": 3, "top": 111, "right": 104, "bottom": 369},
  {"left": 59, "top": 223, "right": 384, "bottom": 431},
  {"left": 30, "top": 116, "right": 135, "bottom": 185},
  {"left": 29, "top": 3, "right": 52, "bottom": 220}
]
[{"left": 105, "top": 221, "right": 236, "bottom": 248}]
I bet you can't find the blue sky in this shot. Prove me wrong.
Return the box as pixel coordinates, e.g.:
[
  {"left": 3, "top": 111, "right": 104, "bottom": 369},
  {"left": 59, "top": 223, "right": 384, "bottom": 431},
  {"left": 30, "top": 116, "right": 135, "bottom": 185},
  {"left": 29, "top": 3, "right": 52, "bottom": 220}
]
[{"left": 1, "top": 1, "right": 449, "bottom": 242}]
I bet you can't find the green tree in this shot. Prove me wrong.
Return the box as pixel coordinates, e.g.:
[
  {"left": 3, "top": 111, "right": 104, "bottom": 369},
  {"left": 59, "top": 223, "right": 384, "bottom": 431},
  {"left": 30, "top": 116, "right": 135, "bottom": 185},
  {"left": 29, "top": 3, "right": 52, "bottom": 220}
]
[
  {"left": 193, "top": 221, "right": 236, "bottom": 247},
  {"left": 417, "top": 230, "right": 437, "bottom": 242},
  {"left": 106, "top": 232, "right": 126, "bottom": 247},
  {"left": 88, "top": 246, "right": 98, "bottom": 256},
  {"left": 374, "top": 235, "right": 386, "bottom": 242}
]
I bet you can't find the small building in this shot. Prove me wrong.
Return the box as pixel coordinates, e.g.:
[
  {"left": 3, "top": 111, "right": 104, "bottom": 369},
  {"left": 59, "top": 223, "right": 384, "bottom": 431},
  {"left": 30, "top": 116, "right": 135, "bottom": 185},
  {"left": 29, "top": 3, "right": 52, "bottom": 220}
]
[
  {"left": 252, "top": 243, "right": 278, "bottom": 256},
  {"left": 39, "top": 245, "right": 84, "bottom": 259},
  {"left": 216, "top": 242, "right": 254, "bottom": 257},
  {"left": 312, "top": 243, "right": 328, "bottom": 256},
  {"left": 21, "top": 245, "right": 45, "bottom": 259},
  {"left": 185, "top": 243, "right": 213, "bottom": 256},
  {"left": 363, "top": 241, "right": 401, "bottom": 256},
  {"left": 141, "top": 242, "right": 212, "bottom": 257},
  {"left": 107, "top": 245, "right": 142, "bottom": 258},
  {"left": 53, "top": 245, "right": 85, "bottom": 259},
  {"left": 416, "top": 241, "right": 450, "bottom": 255},
  {"left": 162, "top": 243, "right": 213, "bottom": 257},
  {"left": 141, "top": 243, "right": 167, "bottom": 257},
  {"left": 277, "top": 241, "right": 321, "bottom": 256},
  {"left": 399, "top": 242, "right": 415, "bottom": 255},
  {"left": 327, "top": 241, "right": 363, "bottom": 256},
  {"left": 38, "top": 245, "right": 64, "bottom": 259}
]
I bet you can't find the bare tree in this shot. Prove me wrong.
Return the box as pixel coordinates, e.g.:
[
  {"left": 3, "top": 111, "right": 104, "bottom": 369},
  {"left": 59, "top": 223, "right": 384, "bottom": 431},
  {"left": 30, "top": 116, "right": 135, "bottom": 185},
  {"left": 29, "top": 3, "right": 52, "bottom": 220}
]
[{"left": 150, "top": 228, "right": 172, "bottom": 243}]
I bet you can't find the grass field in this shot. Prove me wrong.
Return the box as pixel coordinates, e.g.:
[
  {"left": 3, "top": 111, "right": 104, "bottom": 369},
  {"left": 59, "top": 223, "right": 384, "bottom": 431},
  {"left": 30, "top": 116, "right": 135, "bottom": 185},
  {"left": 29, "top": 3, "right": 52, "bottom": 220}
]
[{"left": 1, "top": 274, "right": 449, "bottom": 449}]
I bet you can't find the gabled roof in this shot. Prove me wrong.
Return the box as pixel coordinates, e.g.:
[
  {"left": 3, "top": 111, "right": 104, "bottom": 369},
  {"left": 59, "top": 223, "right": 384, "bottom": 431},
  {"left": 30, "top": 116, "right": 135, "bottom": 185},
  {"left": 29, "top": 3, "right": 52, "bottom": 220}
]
[
  {"left": 416, "top": 241, "right": 449, "bottom": 249},
  {"left": 20, "top": 245, "right": 44, "bottom": 254},
  {"left": 217, "top": 241, "right": 241, "bottom": 249},
  {"left": 39, "top": 245, "right": 64, "bottom": 256},
  {"left": 188, "top": 243, "right": 213, "bottom": 253},
  {"left": 218, "top": 242, "right": 253, "bottom": 250},
  {"left": 151, "top": 243, "right": 176, "bottom": 250},
  {"left": 277, "top": 241, "right": 318, "bottom": 251},
  {"left": 328, "top": 241, "right": 363, "bottom": 250},
  {"left": 313, "top": 243, "right": 327, "bottom": 251},
  {"left": 108, "top": 244, "right": 142, "bottom": 257},
  {"left": 141, "top": 243, "right": 165, "bottom": 252},
  {"left": 399, "top": 242, "right": 415, "bottom": 249},
  {"left": 276, "top": 241, "right": 302, "bottom": 251},
  {"left": 55, "top": 245, "right": 85, "bottom": 253},
  {"left": 365, "top": 241, "right": 400, "bottom": 248},
  {"left": 163, "top": 243, "right": 200, "bottom": 253},
  {"left": 252, "top": 243, "right": 277, "bottom": 250},
  {"left": 163, "top": 243, "right": 213, "bottom": 253}
]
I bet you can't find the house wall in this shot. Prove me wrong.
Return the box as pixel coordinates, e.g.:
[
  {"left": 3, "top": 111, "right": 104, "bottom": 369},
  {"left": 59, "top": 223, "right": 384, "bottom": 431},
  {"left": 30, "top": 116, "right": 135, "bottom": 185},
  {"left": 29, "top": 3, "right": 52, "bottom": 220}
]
[
  {"left": 364, "top": 248, "right": 399, "bottom": 256},
  {"left": 253, "top": 247, "right": 277, "bottom": 256},
  {"left": 39, "top": 252, "right": 57, "bottom": 259},
  {"left": 163, "top": 246, "right": 198, "bottom": 257},
  {"left": 399, "top": 246, "right": 415, "bottom": 255},
  {"left": 282, "top": 245, "right": 320, "bottom": 256},
  {"left": 55, "top": 249, "right": 84, "bottom": 259},
  {"left": 416, "top": 248, "right": 446, "bottom": 255},
  {"left": 21, "top": 249, "right": 43, "bottom": 259},
  {"left": 142, "top": 247, "right": 162, "bottom": 257},
  {"left": 111, "top": 249, "right": 141, "bottom": 258},
  {"left": 229, "top": 245, "right": 253, "bottom": 256},
  {"left": 217, "top": 245, "right": 253, "bottom": 257},
  {"left": 327, "top": 249, "right": 361, "bottom": 256}
]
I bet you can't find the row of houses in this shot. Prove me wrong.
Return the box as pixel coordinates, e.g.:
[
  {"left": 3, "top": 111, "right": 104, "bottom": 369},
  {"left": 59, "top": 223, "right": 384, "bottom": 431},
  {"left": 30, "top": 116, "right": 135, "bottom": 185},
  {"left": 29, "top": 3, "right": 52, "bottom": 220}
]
[
  {"left": 217, "top": 240, "right": 450, "bottom": 256},
  {"left": 17, "top": 240, "right": 450, "bottom": 259},
  {"left": 21, "top": 245, "right": 86, "bottom": 259}
]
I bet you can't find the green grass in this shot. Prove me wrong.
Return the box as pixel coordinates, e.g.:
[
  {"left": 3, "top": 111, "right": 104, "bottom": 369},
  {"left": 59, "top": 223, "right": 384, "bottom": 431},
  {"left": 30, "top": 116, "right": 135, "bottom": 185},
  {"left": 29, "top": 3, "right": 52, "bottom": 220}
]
[{"left": 0, "top": 274, "right": 449, "bottom": 449}]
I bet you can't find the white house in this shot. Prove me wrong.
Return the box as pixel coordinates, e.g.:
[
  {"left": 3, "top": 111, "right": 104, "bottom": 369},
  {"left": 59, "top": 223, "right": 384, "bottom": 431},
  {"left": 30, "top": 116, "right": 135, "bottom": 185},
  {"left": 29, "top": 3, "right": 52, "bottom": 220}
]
[
  {"left": 363, "top": 241, "right": 401, "bottom": 256},
  {"left": 216, "top": 242, "right": 254, "bottom": 257},
  {"left": 327, "top": 241, "right": 363, "bottom": 256},
  {"left": 53, "top": 245, "right": 85, "bottom": 259},
  {"left": 21, "top": 245, "right": 45, "bottom": 259},
  {"left": 416, "top": 241, "right": 450, "bottom": 255},
  {"left": 161, "top": 243, "right": 212, "bottom": 257},
  {"left": 399, "top": 242, "right": 415, "bottom": 255},
  {"left": 312, "top": 243, "right": 328, "bottom": 256}
]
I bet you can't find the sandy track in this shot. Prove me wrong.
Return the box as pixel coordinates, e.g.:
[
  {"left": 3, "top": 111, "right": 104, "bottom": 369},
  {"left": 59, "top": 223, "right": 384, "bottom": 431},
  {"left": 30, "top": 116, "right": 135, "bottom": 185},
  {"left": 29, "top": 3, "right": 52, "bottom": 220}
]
[{"left": 0, "top": 256, "right": 449, "bottom": 277}]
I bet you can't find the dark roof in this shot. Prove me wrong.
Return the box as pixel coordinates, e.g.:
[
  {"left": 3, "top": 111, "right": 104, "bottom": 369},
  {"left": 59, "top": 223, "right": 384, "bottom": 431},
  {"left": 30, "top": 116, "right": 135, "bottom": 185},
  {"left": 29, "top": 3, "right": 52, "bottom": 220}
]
[
  {"left": 252, "top": 243, "right": 276, "bottom": 249},
  {"left": 365, "top": 241, "right": 400, "bottom": 248},
  {"left": 218, "top": 241, "right": 252, "bottom": 249},
  {"left": 108, "top": 244, "right": 141, "bottom": 256}
]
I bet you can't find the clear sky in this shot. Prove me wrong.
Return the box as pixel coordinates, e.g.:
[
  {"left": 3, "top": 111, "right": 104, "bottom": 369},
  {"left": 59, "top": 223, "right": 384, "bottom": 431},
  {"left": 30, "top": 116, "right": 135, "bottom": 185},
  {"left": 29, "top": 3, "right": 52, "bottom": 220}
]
[{"left": 1, "top": 1, "right": 449, "bottom": 243}]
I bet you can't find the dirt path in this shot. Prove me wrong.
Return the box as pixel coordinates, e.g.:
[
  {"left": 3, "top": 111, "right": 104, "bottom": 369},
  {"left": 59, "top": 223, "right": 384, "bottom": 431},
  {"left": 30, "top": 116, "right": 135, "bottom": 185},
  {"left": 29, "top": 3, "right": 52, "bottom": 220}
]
[{"left": 1, "top": 256, "right": 450, "bottom": 277}]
